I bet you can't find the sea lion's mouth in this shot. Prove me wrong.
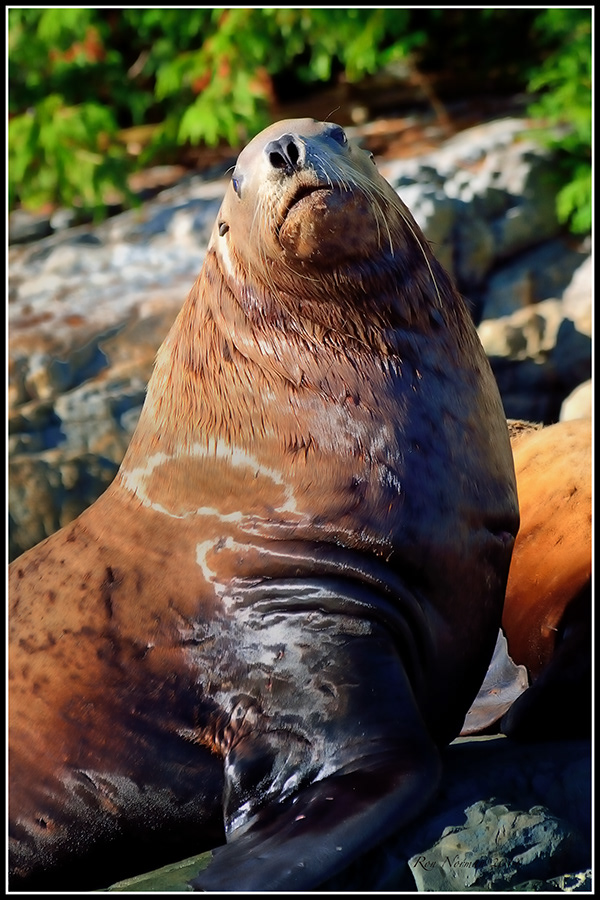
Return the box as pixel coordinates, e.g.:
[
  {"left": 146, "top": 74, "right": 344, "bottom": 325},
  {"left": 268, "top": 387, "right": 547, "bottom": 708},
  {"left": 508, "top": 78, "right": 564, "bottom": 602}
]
[
  {"left": 282, "top": 184, "right": 333, "bottom": 220},
  {"left": 277, "top": 183, "right": 338, "bottom": 252},
  {"left": 276, "top": 179, "right": 377, "bottom": 260}
]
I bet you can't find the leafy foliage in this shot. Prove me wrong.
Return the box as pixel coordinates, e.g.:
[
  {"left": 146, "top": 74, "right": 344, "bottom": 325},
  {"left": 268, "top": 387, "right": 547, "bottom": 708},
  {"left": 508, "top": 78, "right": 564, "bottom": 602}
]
[
  {"left": 8, "top": 8, "right": 591, "bottom": 231},
  {"left": 8, "top": 94, "right": 134, "bottom": 219},
  {"left": 525, "top": 9, "right": 592, "bottom": 234}
]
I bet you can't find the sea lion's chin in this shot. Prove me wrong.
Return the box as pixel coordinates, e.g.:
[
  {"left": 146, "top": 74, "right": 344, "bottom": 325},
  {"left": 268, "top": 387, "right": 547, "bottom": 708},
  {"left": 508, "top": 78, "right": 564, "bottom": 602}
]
[{"left": 278, "top": 187, "right": 382, "bottom": 264}]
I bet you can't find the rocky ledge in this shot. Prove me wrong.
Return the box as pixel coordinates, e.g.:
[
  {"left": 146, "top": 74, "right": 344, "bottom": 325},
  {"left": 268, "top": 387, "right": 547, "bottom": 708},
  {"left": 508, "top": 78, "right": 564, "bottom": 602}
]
[{"left": 103, "top": 736, "right": 591, "bottom": 893}]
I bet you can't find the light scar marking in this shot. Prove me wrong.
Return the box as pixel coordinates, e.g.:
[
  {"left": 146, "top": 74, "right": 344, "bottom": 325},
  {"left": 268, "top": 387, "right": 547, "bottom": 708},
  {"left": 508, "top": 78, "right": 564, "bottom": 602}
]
[
  {"left": 120, "top": 439, "right": 300, "bottom": 520},
  {"left": 214, "top": 232, "right": 237, "bottom": 281}
]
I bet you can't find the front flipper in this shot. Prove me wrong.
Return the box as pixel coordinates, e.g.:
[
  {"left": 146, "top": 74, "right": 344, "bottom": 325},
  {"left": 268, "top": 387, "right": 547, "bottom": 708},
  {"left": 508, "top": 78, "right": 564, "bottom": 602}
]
[
  {"left": 191, "top": 743, "right": 440, "bottom": 891},
  {"left": 192, "top": 575, "right": 441, "bottom": 891},
  {"left": 460, "top": 629, "right": 529, "bottom": 735}
]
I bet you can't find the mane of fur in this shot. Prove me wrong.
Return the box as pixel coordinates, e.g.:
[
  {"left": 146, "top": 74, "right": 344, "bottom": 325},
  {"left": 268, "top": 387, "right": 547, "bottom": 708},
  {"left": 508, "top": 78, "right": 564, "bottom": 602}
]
[{"left": 123, "top": 187, "right": 484, "bottom": 463}]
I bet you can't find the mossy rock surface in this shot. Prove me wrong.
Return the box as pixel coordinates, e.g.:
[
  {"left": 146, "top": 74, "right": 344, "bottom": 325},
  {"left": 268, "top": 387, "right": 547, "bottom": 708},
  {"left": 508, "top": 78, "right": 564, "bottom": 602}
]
[{"left": 105, "top": 850, "right": 212, "bottom": 892}]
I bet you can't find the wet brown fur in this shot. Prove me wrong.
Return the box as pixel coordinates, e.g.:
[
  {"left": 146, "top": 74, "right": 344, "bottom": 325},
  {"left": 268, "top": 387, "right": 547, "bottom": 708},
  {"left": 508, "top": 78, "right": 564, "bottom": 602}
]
[{"left": 503, "top": 418, "right": 591, "bottom": 678}]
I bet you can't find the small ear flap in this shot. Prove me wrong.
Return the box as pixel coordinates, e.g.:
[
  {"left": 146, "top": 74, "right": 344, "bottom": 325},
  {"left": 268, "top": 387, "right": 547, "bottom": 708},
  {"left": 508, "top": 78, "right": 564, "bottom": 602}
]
[{"left": 191, "top": 744, "right": 441, "bottom": 892}]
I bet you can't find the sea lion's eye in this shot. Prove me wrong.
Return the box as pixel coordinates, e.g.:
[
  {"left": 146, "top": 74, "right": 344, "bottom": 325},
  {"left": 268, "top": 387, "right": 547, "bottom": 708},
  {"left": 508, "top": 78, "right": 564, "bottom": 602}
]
[
  {"left": 232, "top": 175, "right": 242, "bottom": 197},
  {"left": 329, "top": 125, "right": 348, "bottom": 146},
  {"left": 218, "top": 221, "right": 229, "bottom": 236}
]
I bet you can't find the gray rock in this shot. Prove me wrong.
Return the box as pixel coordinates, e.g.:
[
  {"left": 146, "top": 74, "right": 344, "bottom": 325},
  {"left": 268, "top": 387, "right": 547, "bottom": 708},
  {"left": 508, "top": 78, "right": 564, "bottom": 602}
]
[
  {"left": 9, "top": 208, "right": 53, "bottom": 244},
  {"left": 409, "top": 801, "right": 583, "bottom": 892},
  {"left": 318, "top": 736, "right": 590, "bottom": 892},
  {"left": 396, "top": 184, "right": 456, "bottom": 246},
  {"left": 40, "top": 242, "right": 107, "bottom": 276},
  {"left": 561, "top": 254, "right": 592, "bottom": 332},
  {"left": 132, "top": 196, "right": 221, "bottom": 243},
  {"left": 8, "top": 297, "right": 180, "bottom": 559},
  {"left": 9, "top": 450, "right": 119, "bottom": 561},
  {"left": 397, "top": 184, "right": 457, "bottom": 275},
  {"left": 547, "top": 869, "right": 593, "bottom": 892},
  {"left": 49, "top": 207, "right": 82, "bottom": 232},
  {"left": 487, "top": 145, "right": 561, "bottom": 260},
  {"left": 445, "top": 169, "right": 510, "bottom": 222},
  {"left": 552, "top": 318, "right": 593, "bottom": 393},
  {"left": 53, "top": 374, "right": 147, "bottom": 455},
  {"left": 478, "top": 262, "right": 535, "bottom": 321},
  {"left": 453, "top": 211, "right": 496, "bottom": 288},
  {"left": 479, "top": 240, "right": 589, "bottom": 322},
  {"left": 560, "top": 380, "right": 592, "bottom": 421},
  {"left": 478, "top": 299, "right": 564, "bottom": 361},
  {"left": 486, "top": 356, "right": 563, "bottom": 423}
]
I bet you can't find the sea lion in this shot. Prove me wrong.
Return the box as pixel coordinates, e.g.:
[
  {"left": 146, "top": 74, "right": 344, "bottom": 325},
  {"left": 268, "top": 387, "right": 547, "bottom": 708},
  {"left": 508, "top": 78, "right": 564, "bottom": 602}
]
[
  {"left": 461, "top": 417, "right": 592, "bottom": 739},
  {"left": 9, "top": 117, "right": 519, "bottom": 892},
  {"left": 501, "top": 417, "right": 592, "bottom": 739}
]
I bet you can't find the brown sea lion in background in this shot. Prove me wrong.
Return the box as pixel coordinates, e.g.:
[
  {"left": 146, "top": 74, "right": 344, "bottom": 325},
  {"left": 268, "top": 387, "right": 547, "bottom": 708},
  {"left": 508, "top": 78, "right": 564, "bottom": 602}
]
[
  {"left": 500, "top": 417, "right": 592, "bottom": 739},
  {"left": 461, "top": 417, "right": 592, "bottom": 739},
  {"left": 8, "top": 117, "right": 518, "bottom": 892}
]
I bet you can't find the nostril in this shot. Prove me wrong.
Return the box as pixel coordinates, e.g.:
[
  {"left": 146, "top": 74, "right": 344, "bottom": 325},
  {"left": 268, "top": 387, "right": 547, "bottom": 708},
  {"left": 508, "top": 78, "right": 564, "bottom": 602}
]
[
  {"left": 286, "top": 140, "right": 299, "bottom": 166},
  {"left": 265, "top": 134, "right": 303, "bottom": 173},
  {"left": 269, "top": 149, "right": 287, "bottom": 169}
]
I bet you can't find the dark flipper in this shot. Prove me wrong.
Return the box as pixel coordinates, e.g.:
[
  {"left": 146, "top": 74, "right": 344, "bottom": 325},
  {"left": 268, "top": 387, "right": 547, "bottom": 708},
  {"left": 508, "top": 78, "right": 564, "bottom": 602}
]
[
  {"left": 460, "top": 629, "right": 529, "bottom": 736},
  {"left": 191, "top": 744, "right": 441, "bottom": 891},
  {"left": 501, "top": 586, "right": 591, "bottom": 741},
  {"left": 191, "top": 575, "right": 441, "bottom": 891}
]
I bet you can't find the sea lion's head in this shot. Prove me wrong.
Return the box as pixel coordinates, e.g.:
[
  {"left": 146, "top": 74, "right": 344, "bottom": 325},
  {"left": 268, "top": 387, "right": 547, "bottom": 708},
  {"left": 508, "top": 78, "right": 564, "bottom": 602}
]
[
  {"left": 213, "top": 118, "right": 438, "bottom": 279},
  {"left": 209, "top": 117, "right": 447, "bottom": 333}
]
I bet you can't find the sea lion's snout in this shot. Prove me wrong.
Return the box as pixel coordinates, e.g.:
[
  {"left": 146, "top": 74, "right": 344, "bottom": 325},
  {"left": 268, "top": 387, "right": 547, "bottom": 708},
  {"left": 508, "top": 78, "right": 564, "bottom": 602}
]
[
  {"left": 218, "top": 118, "right": 396, "bottom": 271},
  {"left": 266, "top": 126, "right": 384, "bottom": 263},
  {"left": 264, "top": 133, "right": 306, "bottom": 174}
]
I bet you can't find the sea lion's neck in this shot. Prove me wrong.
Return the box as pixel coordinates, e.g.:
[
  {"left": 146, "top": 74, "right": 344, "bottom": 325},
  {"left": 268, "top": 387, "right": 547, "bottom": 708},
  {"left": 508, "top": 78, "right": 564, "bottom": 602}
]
[
  {"left": 118, "top": 278, "right": 233, "bottom": 469},
  {"left": 117, "top": 242, "right": 469, "bottom": 479},
  {"left": 116, "top": 253, "right": 308, "bottom": 476}
]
